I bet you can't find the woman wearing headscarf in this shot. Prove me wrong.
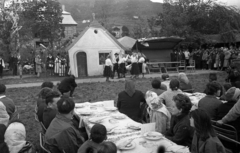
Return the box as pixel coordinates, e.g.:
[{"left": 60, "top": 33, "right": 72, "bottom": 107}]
[
  {"left": 117, "top": 80, "right": 146, "bottom": 122},
  {"left": 178, "top": 73, "right": 193, "bottom": 93},
  {"left": 0, "top": 101, "right": 9, "bottom": 126},
  {"left": 4, "top": 121, "right": 32, "bottom": 153}
]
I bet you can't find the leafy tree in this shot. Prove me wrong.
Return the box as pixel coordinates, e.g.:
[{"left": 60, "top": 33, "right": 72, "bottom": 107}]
[{"left": 122, "top": 25, "right": 129, "bottom": 37}]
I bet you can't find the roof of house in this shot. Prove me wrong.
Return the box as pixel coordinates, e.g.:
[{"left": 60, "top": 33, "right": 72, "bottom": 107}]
[
  {"left": 66, "top": 20, "right": 127, "bottom": 51},
  {"left": 61, "top": 10, "right": 78, "bottom": 25},
  {"left": 118, "top": 36, "right": 136, "bottom": 50}
]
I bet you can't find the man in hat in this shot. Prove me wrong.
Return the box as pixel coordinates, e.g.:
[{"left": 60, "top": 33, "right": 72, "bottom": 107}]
[
  {"left": 0, "top": 84, "right": 15, "bottom": 118},
  {"left": 112, "top": 53, "right": 120, "bottom": 79}
]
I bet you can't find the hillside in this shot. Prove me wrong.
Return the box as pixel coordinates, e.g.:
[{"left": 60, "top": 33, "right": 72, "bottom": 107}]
[{"left": 58, "top": 0, "right": 163, "bottom": 32}]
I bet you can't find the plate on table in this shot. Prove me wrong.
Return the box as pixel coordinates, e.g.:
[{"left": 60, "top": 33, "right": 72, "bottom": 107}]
[
  {"left": 104, "top": 107, "right": 118, "bottom": 111},
  {"left": 79, "top": 111, "right": 92, "bottom": 116},
  {"left": 112, "top": 114, "right": 126, "bottom": 120},
  {"left": 88, "top": 116, "right": 108, "bottom": 124},
  {"left": 117, "top": 139, "right": 136, "bottom": 150},
  {"left": 75, "top": 104, "right": 85, "bottom": 108},
  {"left": 143, "top": 131, "right": 163, "bottom": 140},
  {"left": 126, "top": 123, "right": 141, "bottom": 130}
]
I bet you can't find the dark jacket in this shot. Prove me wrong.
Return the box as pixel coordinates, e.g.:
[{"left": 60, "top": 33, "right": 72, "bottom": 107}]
[
  {"left": 0, "top": 96, "right": 15, "bottom": 118},
  {"left": 191, "top": 132, "right": 226, "bottom": 153},
  {"left": 198, "top": 95, "right": 222, "bottom": 119},
  {"left": 165, "top": 114, "right": 193, "bottom": 148},
  {"left": 43, "top": 108, "right": 57, "bottom": 129},
  {"left": 36, "top": 98, "right": 47, "bottom": 122},
  {"left": 45, "top": 114, "right": 84, "bottom": 153},
  {"left": 58, "top": 77, "right": 77, "bottom": 92},
  {"left": 117, "top": 90, "right": 146, "bottom": 122}
]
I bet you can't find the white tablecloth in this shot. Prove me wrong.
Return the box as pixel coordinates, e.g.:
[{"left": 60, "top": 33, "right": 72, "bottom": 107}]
[{"left": 75, "top": 102, "right": 190, "bottom": 153}]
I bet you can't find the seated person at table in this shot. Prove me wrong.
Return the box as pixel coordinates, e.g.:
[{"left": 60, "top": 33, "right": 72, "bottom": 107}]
[
  {"left": 58, "top": 75, "right": 77, "bottom": 97},
  {"left": 117, "top": 80, "right": 146, "bottom": 122},
  {"left": 36, "top": 87, "right": 52, "bottom": 122},
  {"left": 43, "top": 91, "right": 61, "bottom": 129},
  {"left": 178, "top": 73, "right": 193, "bottom": 93},
  {"left": 223, "top": 83, "right": 232, "bottom": 92},
  {"left": 78, "top": 124, "right": 107, "bottom": 153},
  {"left": 159, "top": 79, "right": 182, "bottom": 110},
  {"left": 0, "top": 84, "right": 15, "bottom": 119},
  {"left": 45, "top": 97, "right": 85, "bottom": 153},
  {"left": 165, "top": 94, "right": 193, "bottom": 148},
  {"left": 98, "top": 142, "right": 117, "bottom": 153},
  {"left": 145, "top": 91, "right": 171, "bottom": 134},
  {"left": 161, "top": 74, "right": 170, "bottom": 90},
  {"left": 190, "top": 109, "right": 226, "bottom": 153},
  {"left": 41, "top": 81, "right": 54, "bottom": 89},
  {"left": 198, "top": 82, "right": 223, "bottom": 119},
  {"left": 151, "top": 78, "right": 165, "bottom": 96}
]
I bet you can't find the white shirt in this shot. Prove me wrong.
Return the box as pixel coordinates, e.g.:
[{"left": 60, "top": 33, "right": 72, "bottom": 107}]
[
  {"left": 138, "top": 57, "right": 145, "bottom": 63},
  {"left": 105, "top": 59, "right": 113, "bottom": 66},
  {"left": 131, "top": 55, "right": 138, "bottom": 63},
  {"left": 184, "top": 51, "right": 190, "bottom": 59}
]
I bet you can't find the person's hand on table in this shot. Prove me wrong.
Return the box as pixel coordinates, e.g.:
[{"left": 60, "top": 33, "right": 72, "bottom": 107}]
[{"left": 216, "top": 120, "right": 224, "bottom": 125}]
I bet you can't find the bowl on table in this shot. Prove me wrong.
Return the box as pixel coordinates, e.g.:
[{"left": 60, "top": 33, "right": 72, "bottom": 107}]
[{"left": 126, "top": 123, "right": 141, "bottom": 130}]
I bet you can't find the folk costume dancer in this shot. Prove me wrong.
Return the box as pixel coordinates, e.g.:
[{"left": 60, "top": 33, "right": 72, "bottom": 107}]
[
  {"left": 104, "top": 55, "right": 113, "bottom": 82},
  {"left": 46, "top": 54, "right": 54, "bottom": 76},
  {"left": 118, "top": 54, "right": 128, "bottom": 78},
  {"left": 0, "top": 55, "right": 5, "bottom": 78},
  {"left": 130, "top": 53, "right": 140, "bottom": 78},
  {"left": 54, "top": 54, "right": 61, "bottom": 76},
  {"left": 112, "top": 53, "right": 120, "bottom": 79}
]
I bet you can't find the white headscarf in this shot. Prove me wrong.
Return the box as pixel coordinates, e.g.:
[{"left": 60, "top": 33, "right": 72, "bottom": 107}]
[
  {"left": 0, "top": 101, "right": 9, "bottom": 126},
  {"left": 178, "top": 73, "right": 189, "bottom": 84},
  {"left": 4, "top": 122, "right": 26, "bottom": 153}
]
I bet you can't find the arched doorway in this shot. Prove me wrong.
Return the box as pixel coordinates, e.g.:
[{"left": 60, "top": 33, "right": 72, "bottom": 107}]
[{"left": 76, "top": 52, "right": 87, "bottom": 77}]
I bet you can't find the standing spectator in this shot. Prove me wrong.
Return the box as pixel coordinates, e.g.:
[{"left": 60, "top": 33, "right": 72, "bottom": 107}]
[
  {"left": 118, "top": 54, "right": 128, "bottom": 78},
  {"left": 190, "top": 109, "right": 226, "bottom": 153},
  {"left": 117, "top": 80, "right": 146, "bottom": 122},
  {"left": 46, "top": 53, "right": 55, "bottom": 76},
  {"left": 12, "top": 54, "right": 18, "bottom": 76},
  {"left": 58, "top": 75, "right": 77, "bottom": 97},
  {"left": 35, "top": 55, "right": 42, "bottom": 78},
  {"left": 138, "top": 55, "right": 145, "bottom": 78},
  {"left": 201, "top": 50, "right": 208, "bottom": 70},
  {"left": 223, "top": 48, "right": 231, "bottom": 70},
  {"left": 215, "top": 50, "right": 220, "bottom": 70},
  {"left": 130, "top": 53, "right": 140, "bottom": 79},
  {"left": 45, "top": 97, "right": 85, "bottom": 153},
  {"left": 18, "top": 63, "right": 23, "bottom": 79},
  {"left": 54, "top": 53, "right": 61, "bottom": 75},
  {"left": 219, "top": 49, "right": 225, "bottom": 70},
  {"left": 184, "top": 50, "right": 190, "bottom": 66},
  {"left": 59, "top": 55, "right": 66, "bottom": 77},
  {"left": 0, "top": 54, "right": 5, "bottom": 78},
  {"left": 0, "top": 84, "right": 15, "bottom": 119}
]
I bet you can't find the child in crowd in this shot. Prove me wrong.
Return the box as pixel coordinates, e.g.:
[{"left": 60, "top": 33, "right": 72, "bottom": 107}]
[
  {"left": 78, "top": 124, "right": 107, "bottom": 153},
  {"left": 145, "top": 91, "right": 171, "bottom": 134}
]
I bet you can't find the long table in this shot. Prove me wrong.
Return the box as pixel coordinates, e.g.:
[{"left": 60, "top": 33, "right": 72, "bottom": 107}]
[{"left": 75, "top": 102, "right": 190, "bottom": 153}]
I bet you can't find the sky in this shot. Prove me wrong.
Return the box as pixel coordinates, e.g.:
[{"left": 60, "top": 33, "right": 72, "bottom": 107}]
[{"left": 150, "top": 0, "right": 240, "bottom": 8}]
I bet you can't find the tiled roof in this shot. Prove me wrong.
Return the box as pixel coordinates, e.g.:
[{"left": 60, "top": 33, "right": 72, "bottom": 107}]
[{"left": 61, "top": 10, "right": 77, "bottom": 25}]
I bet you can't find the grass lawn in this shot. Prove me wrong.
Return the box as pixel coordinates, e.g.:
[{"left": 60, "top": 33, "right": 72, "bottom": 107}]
[{"left": 6, "top": 72, "right": 227, "bottom": 152}]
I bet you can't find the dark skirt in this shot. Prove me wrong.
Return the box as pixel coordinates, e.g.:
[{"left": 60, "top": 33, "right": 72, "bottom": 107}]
[
  {"left": 131, "top": 63, "right": 140, "bottom": 75},
  {"left": 119, "top": 63, "right": 126, "bottom": 74},
  {"left": 104, "top": 66, "right": 112, "bottom": 77},
  {"left": 138, "top": 63, "right": 143, "bottom": 74}
]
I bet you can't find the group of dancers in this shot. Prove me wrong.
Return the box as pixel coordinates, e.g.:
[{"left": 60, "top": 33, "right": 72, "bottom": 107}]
[{"left": 103, "top": 52, "right": 147, "bottom": 81}]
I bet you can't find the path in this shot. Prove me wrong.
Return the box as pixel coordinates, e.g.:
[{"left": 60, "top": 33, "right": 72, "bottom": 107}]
[{"left": 5, "top": 70, "right": 223, "bottom": 89}]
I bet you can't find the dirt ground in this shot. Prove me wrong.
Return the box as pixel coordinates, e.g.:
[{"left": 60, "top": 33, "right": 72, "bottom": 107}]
[{"left": 6, "top": 72, "right": 227, "bottom": 152}]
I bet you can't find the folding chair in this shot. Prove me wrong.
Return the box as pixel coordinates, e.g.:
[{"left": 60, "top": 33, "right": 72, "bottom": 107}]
[
  {"left": 178, "top": 60, "right": 186, "bottom": 72},
  {"left": 212, "top": 120, "right": 240, "bottom": 153},
  {"left": 39, "top": 132, "right": 51, "bottom": 153},
  {"left": 186, "top": 60, "right": 195, "bottom": 72}
]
